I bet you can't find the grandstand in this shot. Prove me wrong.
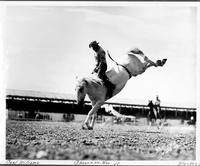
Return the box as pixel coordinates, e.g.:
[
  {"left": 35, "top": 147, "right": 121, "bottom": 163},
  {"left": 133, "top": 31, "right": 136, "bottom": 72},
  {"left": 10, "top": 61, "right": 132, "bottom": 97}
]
[{"left": 6, "top": 89, "right": 196, "bottom": 123}]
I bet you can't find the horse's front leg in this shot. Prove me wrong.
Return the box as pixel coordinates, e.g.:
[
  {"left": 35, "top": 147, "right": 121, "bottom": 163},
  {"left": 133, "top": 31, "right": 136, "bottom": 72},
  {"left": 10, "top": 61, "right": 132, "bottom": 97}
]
[
  {"left": 82, "top": 101, "right": 104, "bottom": 130},
  {"left": 89, "top": 113, "right": 97, "bottom": 129},
  {"left": 144, "top": 59, "right": 158, "bottom": 69}
]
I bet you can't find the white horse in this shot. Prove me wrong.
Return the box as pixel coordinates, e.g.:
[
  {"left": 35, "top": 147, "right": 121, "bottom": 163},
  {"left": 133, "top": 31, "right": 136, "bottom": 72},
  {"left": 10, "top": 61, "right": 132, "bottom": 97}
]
[{"left": 75, "top": 48, "right": 167, "bottom": 130}]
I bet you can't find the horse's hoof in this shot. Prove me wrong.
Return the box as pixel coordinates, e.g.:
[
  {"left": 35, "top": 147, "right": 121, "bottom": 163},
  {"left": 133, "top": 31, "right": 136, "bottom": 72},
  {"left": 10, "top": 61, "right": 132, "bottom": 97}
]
[
  {"left": 156, "top": 60, "right": 162, "bottom": 66},
  {"left": 82, "top": 124, "right": 88, "bottom": 130},
  {"left": 162, "top": 59, "right": 167, "bottom": 65},
  {"left": 82, "top": 123, "right": 93, "bottom": 130},
  {"left": 87, "top": 126, "right": 93, "bottom": 130}
]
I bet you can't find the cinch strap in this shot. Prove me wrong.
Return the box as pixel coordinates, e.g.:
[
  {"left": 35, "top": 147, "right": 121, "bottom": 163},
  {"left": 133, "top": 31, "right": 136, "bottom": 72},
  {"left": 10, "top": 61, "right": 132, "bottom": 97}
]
[
  {"left": 107, "top": 50, "right": 132, "bottom": 79},
  {"left": 118, "top": 64, "right": 132, "bottom": 79}
]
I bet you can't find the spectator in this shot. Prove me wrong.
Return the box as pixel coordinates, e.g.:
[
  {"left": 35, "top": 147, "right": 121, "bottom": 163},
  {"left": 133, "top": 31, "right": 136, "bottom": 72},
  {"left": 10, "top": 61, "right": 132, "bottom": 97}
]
[
  {"left": 155, "top": 95, "right": 162, "bottom": 120},
  {"left": 147, "top": 100, "right": 157, "bottom": 126}
]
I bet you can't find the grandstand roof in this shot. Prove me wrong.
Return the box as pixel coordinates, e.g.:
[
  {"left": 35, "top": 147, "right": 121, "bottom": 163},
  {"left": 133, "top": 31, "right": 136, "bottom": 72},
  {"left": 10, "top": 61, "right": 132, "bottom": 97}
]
[
  {"left": 6, "top": 89, "right": 196, "bottom": 111},
  {"left": 6, "top": 89, "right": 78, "bottom": 101},
  {"left": 6, "top": 89, "right": 144, "bottom": 105}
]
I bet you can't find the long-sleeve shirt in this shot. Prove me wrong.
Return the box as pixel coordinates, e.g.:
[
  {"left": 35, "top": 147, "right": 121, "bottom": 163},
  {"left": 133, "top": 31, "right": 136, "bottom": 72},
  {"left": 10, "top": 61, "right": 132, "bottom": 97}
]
[{"left": 94, "top": 47, "right": 106, "bottom": 66}]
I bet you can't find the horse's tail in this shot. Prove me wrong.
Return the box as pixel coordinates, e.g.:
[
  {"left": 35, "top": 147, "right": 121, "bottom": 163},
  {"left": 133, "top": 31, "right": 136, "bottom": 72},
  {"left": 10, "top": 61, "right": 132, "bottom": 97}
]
[{"left": 76, "top": 78, "right": 88, "bottom": 106}]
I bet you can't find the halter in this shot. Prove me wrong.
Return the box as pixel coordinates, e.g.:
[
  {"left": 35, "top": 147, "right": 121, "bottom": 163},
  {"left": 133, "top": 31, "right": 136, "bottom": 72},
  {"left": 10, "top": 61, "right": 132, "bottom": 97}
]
[{"left": 107, "top": 50, "right": 132, "bottom": 79}]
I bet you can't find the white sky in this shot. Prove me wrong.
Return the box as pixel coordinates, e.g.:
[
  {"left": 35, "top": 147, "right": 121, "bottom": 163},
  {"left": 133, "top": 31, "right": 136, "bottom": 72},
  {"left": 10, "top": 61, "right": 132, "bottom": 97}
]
[{"left": 3, "top": 4, "right": 197, "bottom": 107}]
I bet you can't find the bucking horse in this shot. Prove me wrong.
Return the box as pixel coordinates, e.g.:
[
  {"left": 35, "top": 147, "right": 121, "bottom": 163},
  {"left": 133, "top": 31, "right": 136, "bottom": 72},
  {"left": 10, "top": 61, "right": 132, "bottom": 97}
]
[{"left": 75, "top": 48, "right": 167, "bottom": 130}]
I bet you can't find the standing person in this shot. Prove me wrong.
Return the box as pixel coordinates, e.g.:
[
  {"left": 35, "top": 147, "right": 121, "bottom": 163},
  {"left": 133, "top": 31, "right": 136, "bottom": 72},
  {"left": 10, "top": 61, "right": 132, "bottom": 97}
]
[
  {"left": 147, "top": 100, "right": 157, "bottom": 127},
  {"left": 89, "top": 41, "right": 115, "bottom": 98},
  {"left": 155, "top": 95, "right": 161, "bottom": 120},
  {"left": 155, "top": 95, "right": 164, "bottom": 129}
]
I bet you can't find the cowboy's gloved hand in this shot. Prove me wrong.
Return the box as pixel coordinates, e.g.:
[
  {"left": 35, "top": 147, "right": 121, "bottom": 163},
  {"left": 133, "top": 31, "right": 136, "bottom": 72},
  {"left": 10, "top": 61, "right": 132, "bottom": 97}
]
[{"left": 92, "top": 68, "right": 98, "bottom": 73}]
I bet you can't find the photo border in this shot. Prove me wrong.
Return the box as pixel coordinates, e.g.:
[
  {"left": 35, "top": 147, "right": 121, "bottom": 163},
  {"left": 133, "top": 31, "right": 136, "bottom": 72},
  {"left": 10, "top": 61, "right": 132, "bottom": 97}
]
[{"left": 0, "top": 1, "right": 199, "bottom": 165}]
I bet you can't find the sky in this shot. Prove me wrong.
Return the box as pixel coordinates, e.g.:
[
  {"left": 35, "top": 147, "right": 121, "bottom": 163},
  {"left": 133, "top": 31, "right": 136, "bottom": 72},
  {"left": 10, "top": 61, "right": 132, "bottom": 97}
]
[{"left": 3, "top": 4, "right": 198, "bottom": 108}]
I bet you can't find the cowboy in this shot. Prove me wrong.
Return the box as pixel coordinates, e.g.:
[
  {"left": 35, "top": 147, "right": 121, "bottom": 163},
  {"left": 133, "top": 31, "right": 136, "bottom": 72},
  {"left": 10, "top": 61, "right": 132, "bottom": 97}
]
[
  {"left": 89, "top": 41, "right": 107, "bottom": 80},
  {"left": 89, "top": 41, "right": 115, "bottom": 97}
]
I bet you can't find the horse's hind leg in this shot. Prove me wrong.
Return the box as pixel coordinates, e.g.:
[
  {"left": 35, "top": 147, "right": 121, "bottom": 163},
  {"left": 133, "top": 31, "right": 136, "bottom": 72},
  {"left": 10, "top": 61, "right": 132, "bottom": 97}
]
[
  {"left": 144, "top": 57, "right": 167, "bottom": 69},
  {"left": 144, "top": 56, "right": 158, "bottom": 67},
  {"left": 155, "top": 59, "right": 167, "bottom": 67}
]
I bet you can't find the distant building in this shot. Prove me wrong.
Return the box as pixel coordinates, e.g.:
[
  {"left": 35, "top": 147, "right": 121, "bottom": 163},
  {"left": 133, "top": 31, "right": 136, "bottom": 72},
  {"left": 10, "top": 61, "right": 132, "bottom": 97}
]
[{"left": 6, "top": 89, "right": 196, "bottom": 123}]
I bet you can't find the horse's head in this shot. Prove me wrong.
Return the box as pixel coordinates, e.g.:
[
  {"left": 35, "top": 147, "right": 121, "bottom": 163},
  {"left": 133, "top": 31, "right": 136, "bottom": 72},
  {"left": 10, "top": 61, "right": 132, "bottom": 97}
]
[{"left": 75, "top": 78, "right": 87, "bottom": 106}]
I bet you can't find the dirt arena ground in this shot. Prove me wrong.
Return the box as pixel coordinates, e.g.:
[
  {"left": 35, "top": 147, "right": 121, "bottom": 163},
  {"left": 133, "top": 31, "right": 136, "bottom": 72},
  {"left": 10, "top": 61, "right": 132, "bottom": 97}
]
[{"left": 6, "top": 120, "right": 195, "bottom": 160}]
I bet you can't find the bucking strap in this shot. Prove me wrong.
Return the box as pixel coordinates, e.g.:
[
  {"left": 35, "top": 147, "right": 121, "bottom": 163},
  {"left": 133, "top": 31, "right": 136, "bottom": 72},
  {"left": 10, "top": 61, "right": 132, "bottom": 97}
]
[{"left": 118, "top": 64, "right": 132, "bottom": 79}]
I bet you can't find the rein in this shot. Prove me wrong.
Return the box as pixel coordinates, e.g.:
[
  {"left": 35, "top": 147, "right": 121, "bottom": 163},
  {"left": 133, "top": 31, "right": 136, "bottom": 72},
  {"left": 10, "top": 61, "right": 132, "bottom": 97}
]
[{"left": 107, "top": 50, "right": 132, "bottom": 79}]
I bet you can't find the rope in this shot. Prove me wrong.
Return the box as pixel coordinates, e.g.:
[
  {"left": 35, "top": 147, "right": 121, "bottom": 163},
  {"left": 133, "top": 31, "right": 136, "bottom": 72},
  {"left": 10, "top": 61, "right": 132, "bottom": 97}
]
[{"left": 107, "top": 50, "right": 118, "bottom": 65}]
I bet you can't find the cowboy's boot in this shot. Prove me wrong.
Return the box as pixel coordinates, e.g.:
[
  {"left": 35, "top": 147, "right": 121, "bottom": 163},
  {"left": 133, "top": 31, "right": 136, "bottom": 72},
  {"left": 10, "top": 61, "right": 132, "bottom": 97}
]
[
  {"left": 109, "top": 82, "right": 115, "bottom": 98},
  {"left": 99, "top": 73, "right": 115, "bottom": 98},
  {"left": 104, "top": 78, "right": 115, "bottom": 98}
]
